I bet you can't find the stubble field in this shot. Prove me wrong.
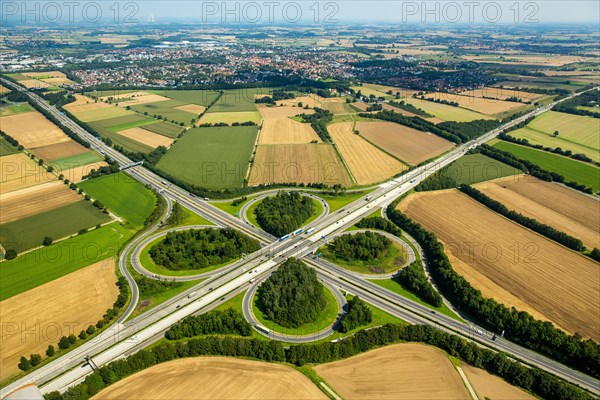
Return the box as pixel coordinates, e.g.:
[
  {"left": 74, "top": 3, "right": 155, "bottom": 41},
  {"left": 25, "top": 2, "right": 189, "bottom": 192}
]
[
  {"left": 116, "top": 127, "right": 174, "bottom": 148},
  {"left": 356, "top": 121, "right": 454, "bottom": 165},
  {"left": 0, "top": 111, "right": 69, "bottom": 148},
  {"left": 399, "top": 190, "right": 599, "bottom": 340},
  {"left": 462, "top": 365, "right": 535, "bottom": 400},
  {"left": 0, "top": 259, "right": 118, "bottom": 381},
  {"left": 314, "top": 344, "right": 469, "bottom": 400},
  {"left": 474, "top": 176, "right": 600, "bottom": 249},
  {"left": 328, "top": 122, "right": 406, "bottom": 185},
  {"left": 422, "top": 92, "right": 527, "bottom": 116},
  {"left": 93, "top": 357, "right": 327, "bottom": 400},
  {"left": 1, "top": 153, "right": 55, "bottom": 193},
  {"left": 405, "top": 98, "right": 494, "bottom": 122},
  {"left": 258, "top": 118, "right": 320, "bottom": 144}
]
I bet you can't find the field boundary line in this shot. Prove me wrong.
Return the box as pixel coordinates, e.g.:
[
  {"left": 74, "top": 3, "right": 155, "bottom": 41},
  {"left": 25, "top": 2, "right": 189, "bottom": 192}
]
[{"left": 456, "top": 365, "right": 480, "bottom": 400}]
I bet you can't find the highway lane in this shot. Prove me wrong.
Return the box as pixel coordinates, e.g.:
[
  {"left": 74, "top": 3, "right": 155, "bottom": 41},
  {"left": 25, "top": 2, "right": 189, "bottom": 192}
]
[{"left": 1, "top": 80, "right": 596, "bottom": 395}]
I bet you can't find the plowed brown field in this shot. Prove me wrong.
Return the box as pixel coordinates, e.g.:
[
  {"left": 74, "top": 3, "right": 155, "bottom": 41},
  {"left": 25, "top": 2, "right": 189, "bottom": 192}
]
[{"left": 30, "top": 141, "right": 88, "bottom": 162}]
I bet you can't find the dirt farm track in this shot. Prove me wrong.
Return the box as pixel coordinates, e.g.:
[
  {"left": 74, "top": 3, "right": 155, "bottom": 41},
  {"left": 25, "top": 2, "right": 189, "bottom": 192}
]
[{"left": 92, "top": 357, "right": 327, "bottom": 400}]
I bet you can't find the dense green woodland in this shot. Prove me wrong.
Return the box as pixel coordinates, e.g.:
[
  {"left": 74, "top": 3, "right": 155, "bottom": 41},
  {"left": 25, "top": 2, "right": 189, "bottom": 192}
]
[
  {"left": 339, "top": 297, "right": 372, "bottom": 333},
  {"left": 328, "top": 231, "right": 392, "bottom": 262},
  {"left": 47, "top": 324, "right": 592, "bottom": 400},
  {"left": 256, "top": 258, "right": 326, "bottom": 328},
  {"left": 166, "top": 308, "right": 252, "bottom": 340},
  {"left": 255, "top": 192, "right": 315, "bottom": 237},
  {"left": 395, "top": 261, "right": 443, "bottom": 307},
  {"left": 149, "top": 228, "right": 260, "bottom": 271}
]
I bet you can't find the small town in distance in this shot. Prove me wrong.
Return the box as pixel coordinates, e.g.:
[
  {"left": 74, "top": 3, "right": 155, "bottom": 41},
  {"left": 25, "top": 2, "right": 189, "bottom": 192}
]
[{"left": 0, "top": 1, "right": 598, "bottom": 399}]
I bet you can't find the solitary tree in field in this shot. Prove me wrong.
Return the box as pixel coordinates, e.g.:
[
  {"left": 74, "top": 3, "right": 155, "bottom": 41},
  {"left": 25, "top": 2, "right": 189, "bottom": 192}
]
[
  {"left": 46, "top": 345, "right": 55, "bottom": 357},
  {"left": 4, "top": 249, "right": 17, "bottom": 260},
  {"left": 553, "top": 130, "right": 559, "bottom": 137},
  {"left": 42, "top": 237, "right": 53, "bottom": 246}
]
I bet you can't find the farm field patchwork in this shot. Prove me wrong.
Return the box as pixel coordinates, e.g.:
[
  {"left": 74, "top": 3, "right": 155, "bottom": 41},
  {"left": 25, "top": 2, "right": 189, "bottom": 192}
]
[
  {"left": 509, "top": 127, "right": 599, "bottom": 162},
  {"left": 130, "top": 100, "right": 198, "bottom": 125},
  {"left": 198, "top": 111, "right": 261, "bottom": 125},
  {"left": 276, "top": 95, "right": 325, "bottom": 109},
  {"left": 474, "top": 176, "right": 600, "bottom": 250},
  {"left": 0, "top": 181, "right": 80, "bottom": 224},
  {"left": 79, "top": 172, "right": 157, "bottom": 228},
  {"left": 72, "top": 106, "right": 134, "bottom": 123},
  {"left": 249, "top": 143, "right": 352, "bottom": 186},
  {"left": 399, "top": 190, "right": 600, "bottom": 340},
  {"left": 492, "top": 141, "right": 600, "bottom": 192},
  {"left": 92, "top": 357, "right": 327, "bottom": 400},
  {"left": 257, "top": 104, "right": 314, "bottom": 119},
  {"left": 526, "top": 111, "right": 599, "bottom": 150},
  {"left": 0, "top": 102, "right": 34, "bottom": 116},
  {"left": 149, "top": 90, "right": 221, "bottom": 106},
  {"left": 314, "top": 344, "right": 470, "bottom": 400},
  {"left": 356, "top": 121, "right": 454, "bottom": 165},
  {"left": 258, "top": 118, "right": 320, "bottom": 144},
  {"left": 116, "top": 127, "right": 174, "bottom": 148},
  {"left": 157, "top": 126, "right": 258, "bottom": 189},
  {"left": 405, "top": 97, "right": 495, "bottom": 122},
  {"left": 322, "top": 99, "right": 349, "bottom": 114},
  {"left": 142, "top": 121, "right": 183, "bottom": 138},
  {"left": 441, "top": 153, "right": 521, "bottom": 185},
  {"left": 62, "top": 161, "right": 109, "bottom": 183},
  {"left": 1, "top": 153, "right": 56, "bottom": 193},
  {"left": 0, "top": 110, "right": 69, "bottom": 148},
  {"left": 328, "top": 122, "right": 407, "bottom": 185},
  {"left": 0, "top": 223, "right": 130, "bottom": 300},
  {"left": 208, "top": 88, "right": 270, "bottom": 112},
  {"left": 0, "top": 138, "right": 18, "bottom": 156},
  {"left": 88, "top": 121, "right": 154, "bottom": 154},
  {"left": 0, "top": 200, "right": 112, "bottom": 253},
  {"left": 459, "top": 87, "right": 546, "bottom": 102},
  {"left": 422, "top": 92, "right": 529, "bottom": 116},
  {"left": 29, "top": 141, "right": 89, "bottom": 162},
  {"left": 0, "top": 259, "right": 118, "bottom": 381}
]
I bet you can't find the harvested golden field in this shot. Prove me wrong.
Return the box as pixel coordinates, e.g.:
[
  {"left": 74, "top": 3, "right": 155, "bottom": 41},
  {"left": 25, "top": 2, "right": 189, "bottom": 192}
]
[
  {"left": 0, "top": 111, "right": 69, "bottom": 148},
  {"left": 423, "top": 92, "right": 526, "bottom": 115},
  {"left": 116, "top": 127, "right": 174, "bottom": 148},
  {"left": 258, "top": 104, "right": 313, "bottom": 119},
  {"left": 18, "top": 79, "right": 51, "bottom": 89},
  {"left": 314, "top": 344, "right": 469, "bottom": 400},
  {"left": 174, "top": 103, "right": 206, "bottom": 115},
  {"left": 356, "top": 121, "right": 454, "bottom": 165},
  {"left": 249, "top": 144, "right": 351, "bottom": 186},
  {"left": 64, "top": 96, "right": 112, "bottom": 113},
  {"left": 23, "top": 71, "right": 66, "bottom": 78},
  {"left": 0, "top": 153, "right": 55, "bottom": 193},
  {"left": 99, "top": 91, "right": 165, "bottom": 103},
  {"left": 93, "top": 357, "right": 326, "bottom": 400},
  {"left": 328, "top": 122, "right": 406, "bottom": 185},
  {"left": 0, "top": 181, "right": 79, "bottom": 224},
  {"left": 459, "top": 87, "right": 546, "bottom": 102},
  {"left": 322, "top": 98, "right": 348, "bottom": 114},
  {"left": 463, "top": 54, "right": 589, "bottom": 67},
  {"left": 475, "top": 176, "right": 600, "bottom": 250},
  {"left": 399, "top": 190, "right": 600, "bottom": 340},
  {"left": 0, "top": 259, "right": 118, "bottom": 381},
  {"left": 62, "top": 161, "right": 108, "bottom": 183},
  {"left": 30, "top": 141, "right": 88, "bottom": 162},
  {"left": 258, "top": 118, "right": 320, "bottom": 144},
  {"left": 462, "top": 365, "right": 535, "bottom": 400},
  {"left": 42, "top": 76, "right": 74, "bottom": 85},
  {"left": 0, "top": 84, "right": 9, "bottom": 95},
  {"left": 277, "top": 95, "right": 325, "bottom": 108}
]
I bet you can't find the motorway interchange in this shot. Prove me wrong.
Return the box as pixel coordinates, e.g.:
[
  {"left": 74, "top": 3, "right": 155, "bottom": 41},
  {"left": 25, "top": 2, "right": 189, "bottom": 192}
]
[{"left": 0, "top": 79, "right": 597, "bottom": 397}]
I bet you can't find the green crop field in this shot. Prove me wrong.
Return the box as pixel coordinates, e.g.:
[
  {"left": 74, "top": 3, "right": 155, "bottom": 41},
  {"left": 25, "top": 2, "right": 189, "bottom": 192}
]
[
  {"left": 319, "top": 190, "right": 372, "bottom": 212},
  {"left": 443, "top": 153, "right": 521, "bottom": 185},
  {"left": 199, "top": 111, "right": 261, "bottom": 125},
  {"left": 93, "top": 113, "right": 151, "bottom": 129},
  {"left": 74, "top": 106, "right": 133, "bottom": 122},
  {"left": 50, "top": 151, "right": 104, "bottom": 170},
  {"left": 527, "top": 111, "right": 599, "bottom": 149},
  {"left": 0, "top": 103, "right": 34, "bottom": 116},
  {"left": 510, "top": 127, "right": 600, "bottom": 162},
  {"left": 0, "top": 137, "right": 19, "bottom": 156},
  {"left": 151, "top": 90, "right": 221, "bottom": 106},
  {"left": 0, "top": 224, "right": 131, "bottom": 300},
  {"left": 143, "top": 121, "right": 184, "bottom": 138},
  {"left": 105, "top": 117, "right": 157, "bottom": 132},
  {"left": 405, "top": 98, "right": 494, "bottom": 122},
  {"left": 0, "top": 201, "right": 112, "bottom": 253},
  {"left": 130, "top": 100, "right": 197, "bottom": 125},
  {"left": 157, "top": 126, "right": 258, "bottom": 189},
  {"left": 493, "top": 141, "right": 600, "bottom": 191},
  {"left": 577, "top": 106, "right": 600, "bottom": 115},
  {"left": 320, "top": 240, "right": 408, "bottom": 275},
  {"left": 207, "top": 88, "right": 271, "bottom": 113},
  {"left": 79, "top": 172, "right": 157, "bottom": 228}
]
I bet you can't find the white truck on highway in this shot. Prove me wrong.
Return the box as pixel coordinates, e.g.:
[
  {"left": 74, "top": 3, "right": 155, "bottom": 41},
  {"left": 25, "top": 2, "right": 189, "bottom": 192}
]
[{"left": 187, "top": 291, "right": 197, "bottom": 298}]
